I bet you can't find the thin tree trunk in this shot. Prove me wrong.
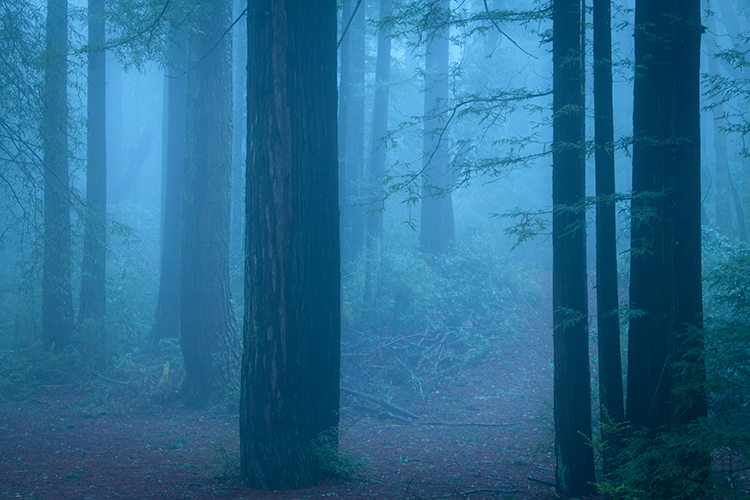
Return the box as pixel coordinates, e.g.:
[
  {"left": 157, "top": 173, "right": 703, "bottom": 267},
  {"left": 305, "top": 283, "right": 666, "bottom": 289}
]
[
  {"left": 593, "top": 0, "right": 624, "bottom": 459},
  {"left": 242, "top": 0, "right": 340, "bottom": 489},
  {"left": 230, "top": 0, "right": 247, "bottom": 272},
  {"left": 420, "top": 0, "right": 454, "bottom": 255},
  {"left": 552, "top": 0, "right": 595, "bottom": 495},
  {"left": 79, "top": 0, "right": 107, "bottom": 336},
  {"left": 705, "top": 6, "right": 733, "bottom": 237},
  {"left": 43, "top": 0, "right": 75, "bottom": 351},
  {"left": 363, "top": 0, "right": 392, "bottom": 310},
  {"left": 347, "top": 1, "right": 366, "bottom": 259},
  {"left": 152, "top": 29, "right": 187, "bottom": 346},
  {"left": 339, "top": 0, "right": 352, "bottom": 263}
]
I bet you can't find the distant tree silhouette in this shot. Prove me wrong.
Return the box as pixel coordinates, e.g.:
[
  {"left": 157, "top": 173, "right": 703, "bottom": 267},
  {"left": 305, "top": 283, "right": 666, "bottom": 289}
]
[
  {"left": 179, "top": 0, "right": 239, "bottom": 404},
  {"left": 43, "top": 0, "right": 75, "bottom": 351},
  {"left": 363, "top": 0, "right": 393, "bottom": 309},
  {"left": 79, "top": 0, "right": 108, "bottom": 337},
  {"left": 420, "top": 0, "right": 454, "bottom": 255},
  {"left": 152, "top": 28, "right": 187, "bottom": 346}
]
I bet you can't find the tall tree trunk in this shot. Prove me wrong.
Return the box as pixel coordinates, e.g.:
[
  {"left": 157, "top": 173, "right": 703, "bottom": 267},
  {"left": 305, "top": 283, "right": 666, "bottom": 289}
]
[
  {"left": 347, "top": 1, "right": 366, "bottom": 260},
  {"left": 43, "top": 0, "right": 75, "bottom": 351},
  {"left": 628, "top": 0, "right": 705, "bottom": 430},
  {"left": 230, "top": 0, "right": 247, "bottom": 273},
  {"left": 152, "top": 29, "right": 187, "bottom": 346},
  {"left": 420, "top": 0, "right": 454, "bottom": 255},
  {"left": 627, "top": 0, "right": 708, "bottom": 494},
  {"left": 593, "top": 0, "right": 624, "bottom": 459},
  {"left": 338, "top": 0, "right": 352, "bottom": 263},
  {"left": 242, "top": 0, "right": 340, "bottom": 489},
  {"left": 179, "top": 0, "right": 240, "bottom": 404},
  {"left": 79, "top": 0, "right": 107, "bottom": 336},
  {"left": 705, "top": 4, "right": 741, "bottom": 240},
  {"left": 552, "top": 0, "right": 595, "bottom": 495},
  {"left": 106, "top": 54, "right": 123, "bottom": 202},
  {"left": 363, "top": 0, "right": 393, "bottom": 309}
]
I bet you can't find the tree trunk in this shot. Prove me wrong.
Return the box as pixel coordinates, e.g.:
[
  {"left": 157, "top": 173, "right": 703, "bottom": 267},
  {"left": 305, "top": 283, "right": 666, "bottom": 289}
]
[
  {"left": 628, "top": 0, "right": 705, "bottom": 431},
  {"left": 43, "top": 0, "right": 75, "bottom": 352},
  {"left": 593, "top": 0, "right": 624, "bottom": 458},
  {"left": 627, "top": 0, "right": 708, "bottom": 494},
  {"left": 705, "top": 5, "right": 740, "bottom": 240},
  {"left": 242, "top": 0, "right": 340, "bottom": 489},
  {"left": 79, "top": 0, "right": 107, "bottom": 337},
  {"left": 420, "top": 0, "right": 454, "bottom": 255},
  {"left": 552, "top": 0, "right": 595, "bottom": 495},
  {"left": 347, "top": 1, "right": 366, "bottom": 260},
  {"left": 338, "top": 0, "right": 352, "bottom": 263},
  {"left": 179, "top": 0, "right": 240, "bottom": 404},
  {"left": 363, "top": 0, "right": 393, "bottom": 309},
  {"left": 230, "top": 0, "right": 247, "bottom": 272},
  {"left": 152, "top": 29, "right": 187, "bottom": 346}
]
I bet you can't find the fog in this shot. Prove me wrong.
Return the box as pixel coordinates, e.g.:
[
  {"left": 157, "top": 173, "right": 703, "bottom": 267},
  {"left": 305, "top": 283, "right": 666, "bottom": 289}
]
[{"left": 1, "top": 0, "right": 750, "bottom": 498}]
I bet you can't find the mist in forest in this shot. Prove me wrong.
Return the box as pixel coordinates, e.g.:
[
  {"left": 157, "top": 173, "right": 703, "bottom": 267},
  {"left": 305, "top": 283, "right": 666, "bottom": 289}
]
[{"left": 2, "top": 0, "right": 750, "bottom": 497}]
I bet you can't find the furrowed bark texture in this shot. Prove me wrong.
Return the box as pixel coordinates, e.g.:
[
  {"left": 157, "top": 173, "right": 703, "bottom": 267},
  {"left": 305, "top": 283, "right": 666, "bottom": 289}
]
[{"left": 242, "top": 0, "right": 340, "bottom": 490}]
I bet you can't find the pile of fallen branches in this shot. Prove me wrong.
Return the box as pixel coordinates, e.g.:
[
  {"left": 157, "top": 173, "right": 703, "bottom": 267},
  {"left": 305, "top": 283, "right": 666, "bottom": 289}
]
[{"left": 340, "top": 326, "right": 491, "bottom": 399}]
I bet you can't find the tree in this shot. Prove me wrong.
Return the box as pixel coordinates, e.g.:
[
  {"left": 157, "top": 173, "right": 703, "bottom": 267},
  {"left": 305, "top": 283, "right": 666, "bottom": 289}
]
[
  {"left": 552, "top": 0, "right": 595, "bottom": 495},
  {"left": 593, "top": 0, "right": 624, "bottom": 458},
  {"left": 363, "top": 0, "right": 393, "bottom": 308},
  {"left": 79, "top": 0, "right": 107, "bottom": 334},
  {"left": 338, "top": 0, "right": 352, "bottom": 263},
  {"left": 179, "top": 0, "right": 240, "bottom": 404},
  {"left": 152, "top": 28, "right": 187, "bottom": 346},
  {"left": 420, "top": 0, "right": 454, "bottom": 255},
  {"left": 705, "top": 4, "right": 745, "bottom": 241},
  {"left": 627, "top": 0, "right": 704, "bottom": 431},
  {"left": 626, "top": 0, "right": 708, "bottom": 494},
  {"left": 230, "top": 0, "right": 247, "bottom": 276},
  {"left": 339, "top": 0, "right": 366, "bottom": 263},
  {"left": 241, "top": 0, "right": 340, "bottom": 489},
  {"left": 43, "top": 0, "right": 75, "bottom": 351}
]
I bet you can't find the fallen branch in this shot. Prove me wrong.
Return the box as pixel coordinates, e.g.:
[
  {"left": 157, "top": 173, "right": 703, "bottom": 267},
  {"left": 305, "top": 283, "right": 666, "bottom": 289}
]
[
  {"left": 416, "top": 421, "right": 517, "bottom": 427},
  {"left": 350, "top": 403, "right": 414, "bottom": 423},
  {"left": 528, "top": 476, "right": 556, "bottom": 487},
  {"left": 346, "top": 402, "right": 517, "bottom": 428},
  {"left": 462, "top": 488, "right": 523, "bottom": 496},
  {"left": 341, "top": 386, "right": 421, "bottom": 420}
]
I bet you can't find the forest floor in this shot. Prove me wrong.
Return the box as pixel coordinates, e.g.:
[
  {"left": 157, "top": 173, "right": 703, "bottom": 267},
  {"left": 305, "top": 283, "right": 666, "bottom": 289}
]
[{"left": 0, "top": 322, "right": 559, "bottom": 500}]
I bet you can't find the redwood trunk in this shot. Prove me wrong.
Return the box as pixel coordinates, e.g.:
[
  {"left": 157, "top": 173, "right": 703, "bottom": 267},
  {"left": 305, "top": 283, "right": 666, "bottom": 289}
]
[
  {"left": 179, "top": 0, "right": 240, "bottom": 403},
  {"left": 552, "top": 0, "right": 595, "bottom": 495},
  {"left": 242, "top": 0, "right": 340, "bottom": 489}
]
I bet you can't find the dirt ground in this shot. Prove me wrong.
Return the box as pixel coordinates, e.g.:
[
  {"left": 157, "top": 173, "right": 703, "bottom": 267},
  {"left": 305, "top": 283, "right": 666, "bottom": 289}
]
[{"left": 0, "top": 323, "right": 558, "bottom": 500}]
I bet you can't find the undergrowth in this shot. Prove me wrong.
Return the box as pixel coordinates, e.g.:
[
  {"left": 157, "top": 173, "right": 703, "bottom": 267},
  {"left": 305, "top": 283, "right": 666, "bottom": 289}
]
[{"left": 341, "top": 223, "right": 542, "bottom": 400}]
